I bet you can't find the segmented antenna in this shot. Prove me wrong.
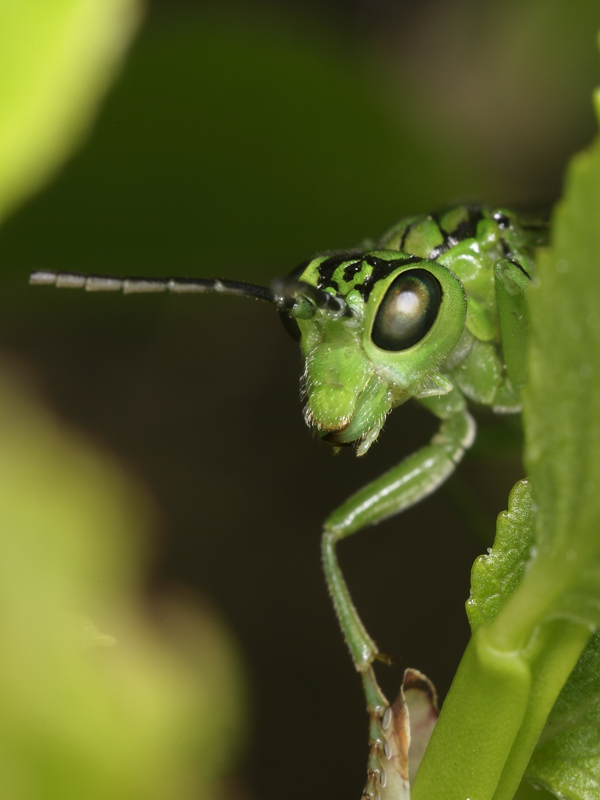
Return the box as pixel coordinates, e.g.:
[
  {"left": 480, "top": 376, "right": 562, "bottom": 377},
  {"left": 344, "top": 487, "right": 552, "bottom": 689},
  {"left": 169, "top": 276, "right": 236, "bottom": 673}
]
[
  {"left": 30, "top": 270, "right": 353, "bottom": 318},
  {"left": 29, "top": 270, "right": 275, "bottom": 303},
  {"left": 271, "top": 277, "right": 353, "bottom": 317}
]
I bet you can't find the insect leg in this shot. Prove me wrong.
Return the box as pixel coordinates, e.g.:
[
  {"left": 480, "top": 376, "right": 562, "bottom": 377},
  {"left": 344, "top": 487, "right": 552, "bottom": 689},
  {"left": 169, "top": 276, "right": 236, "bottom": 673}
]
[
  {"left": 494, "top": 258, "right": 531, "bottom": 392},
  {"left": 322, "top": 403, "right": 475, "bottom": 677}
]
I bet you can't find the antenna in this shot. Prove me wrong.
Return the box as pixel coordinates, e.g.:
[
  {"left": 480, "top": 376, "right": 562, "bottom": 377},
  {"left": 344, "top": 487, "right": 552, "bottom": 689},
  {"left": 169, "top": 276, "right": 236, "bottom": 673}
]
[
  {"left": 29, "top": 270, "right": 275, "bottom": 303},
  {"left": 30, "top": 269, "right": 353, "bottom": 318}
]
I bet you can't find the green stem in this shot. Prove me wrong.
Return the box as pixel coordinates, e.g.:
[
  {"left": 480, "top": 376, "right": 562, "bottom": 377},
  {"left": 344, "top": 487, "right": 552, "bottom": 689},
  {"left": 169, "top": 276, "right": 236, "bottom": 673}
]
[
  {"left": 411, "top": 626, "right": 531, "bottom": 800},
  {"left": 411, "top": 620, "right": 591, "bottom": 800},
  {"left": 491, "top": 620, "right": 590, "bottom": 800}
]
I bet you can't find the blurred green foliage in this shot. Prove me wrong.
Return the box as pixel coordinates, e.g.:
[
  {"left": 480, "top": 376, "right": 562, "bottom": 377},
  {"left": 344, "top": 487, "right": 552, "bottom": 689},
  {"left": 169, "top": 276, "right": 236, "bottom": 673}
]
[
  {"left": 0, "top": 373, "right": 245, "bottom": 799},
  {"left": 1, "top": 2, "right": 600, "bottom": 799},
  {"left": 0, "top": 2, "right": 244, "bottom": 798},
  {"left": 5, "top": 0, "right": 598, "bottom": 289},
  {"left": 0, "top": 0, "right": 140, "bottom": 221}
]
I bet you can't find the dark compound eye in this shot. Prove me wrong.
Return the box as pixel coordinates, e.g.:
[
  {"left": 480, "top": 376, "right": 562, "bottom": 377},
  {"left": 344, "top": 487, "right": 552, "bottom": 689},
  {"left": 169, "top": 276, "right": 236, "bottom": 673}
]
[{"left": 371, "top": 269, "right": 442, "bottom": 351}]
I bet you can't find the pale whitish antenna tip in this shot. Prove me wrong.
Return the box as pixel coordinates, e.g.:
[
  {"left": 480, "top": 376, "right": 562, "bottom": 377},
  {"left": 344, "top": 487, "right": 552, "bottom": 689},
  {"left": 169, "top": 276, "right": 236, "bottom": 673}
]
[{"left": 29, "top": 270, "right": 59, "bottom": 285}]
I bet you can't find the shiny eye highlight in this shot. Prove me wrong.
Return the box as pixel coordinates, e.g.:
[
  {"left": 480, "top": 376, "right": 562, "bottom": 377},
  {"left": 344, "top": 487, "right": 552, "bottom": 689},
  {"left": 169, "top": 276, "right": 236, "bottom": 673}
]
[{"left": 371, "top": 269, "right": 442, "bottom": 351}]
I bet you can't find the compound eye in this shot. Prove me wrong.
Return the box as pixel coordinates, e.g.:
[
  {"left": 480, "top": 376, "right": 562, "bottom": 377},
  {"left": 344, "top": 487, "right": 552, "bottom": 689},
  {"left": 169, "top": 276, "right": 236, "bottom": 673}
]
[{"left": 371, "top": 268, "right": 442, "bottom": 351}]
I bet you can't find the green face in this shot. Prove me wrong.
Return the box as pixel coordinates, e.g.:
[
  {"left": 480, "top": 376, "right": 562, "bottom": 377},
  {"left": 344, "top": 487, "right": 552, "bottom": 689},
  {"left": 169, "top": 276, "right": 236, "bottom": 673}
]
[{"left": 281, "top": 250, "right": 467, "bottom": 453}]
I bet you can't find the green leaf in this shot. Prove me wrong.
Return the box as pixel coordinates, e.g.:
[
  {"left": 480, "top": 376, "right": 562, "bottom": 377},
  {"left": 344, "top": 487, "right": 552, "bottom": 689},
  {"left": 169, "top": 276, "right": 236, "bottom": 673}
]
[
  {"left": 0, "top": 0, "right": 141, "bottom": 224},
  {"left": 526, "top": 632, "right": 600, "bottom": 799},
  {"left": 492, "top": 95, "right": 600, "bottom": 646},
  {"left": 466, "top": 479, "right": 534, "bottom": 631},
  {"left": 514, "top": 77, "right": 600, "bottom": 798}
]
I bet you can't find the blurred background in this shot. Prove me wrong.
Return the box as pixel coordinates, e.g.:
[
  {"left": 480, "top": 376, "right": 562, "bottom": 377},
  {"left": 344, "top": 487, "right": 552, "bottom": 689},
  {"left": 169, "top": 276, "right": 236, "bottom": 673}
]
[{"left": 0, "top": 1, "right": 598, "bottom": 798}]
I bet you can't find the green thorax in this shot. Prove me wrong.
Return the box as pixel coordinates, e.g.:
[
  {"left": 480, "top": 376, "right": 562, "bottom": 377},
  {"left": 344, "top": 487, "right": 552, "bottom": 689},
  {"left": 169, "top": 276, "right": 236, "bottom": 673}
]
[{"left": 378, "top": 205, "right": 539, "bottom": 342}]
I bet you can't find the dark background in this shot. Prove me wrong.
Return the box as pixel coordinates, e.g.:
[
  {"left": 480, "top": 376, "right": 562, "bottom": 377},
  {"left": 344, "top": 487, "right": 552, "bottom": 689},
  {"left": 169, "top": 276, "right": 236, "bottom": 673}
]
[{"left": 0, "top": 1, "right": 599, "bottom": 798}]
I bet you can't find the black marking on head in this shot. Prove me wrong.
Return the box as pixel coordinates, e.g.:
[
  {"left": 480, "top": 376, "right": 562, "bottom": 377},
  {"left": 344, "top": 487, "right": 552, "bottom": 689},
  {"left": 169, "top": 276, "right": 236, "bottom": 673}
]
[
  {"left": 343, "top": 261, "right": 363, "bottom": 282},
  {"left": 317, "top": 252, "right": 362, "bottom": 293},
  {"left": 428, "top": 205, "right": 485, "bottom": 260},
  {"left": 354, "top": 254, "right": 421, "bottom": 301}
]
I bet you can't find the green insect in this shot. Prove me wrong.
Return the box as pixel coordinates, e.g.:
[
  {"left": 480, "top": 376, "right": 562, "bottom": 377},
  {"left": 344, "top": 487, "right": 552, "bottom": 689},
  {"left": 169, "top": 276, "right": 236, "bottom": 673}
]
[{"left": 31, "top": 203, "right": 546, "bottom": 798}]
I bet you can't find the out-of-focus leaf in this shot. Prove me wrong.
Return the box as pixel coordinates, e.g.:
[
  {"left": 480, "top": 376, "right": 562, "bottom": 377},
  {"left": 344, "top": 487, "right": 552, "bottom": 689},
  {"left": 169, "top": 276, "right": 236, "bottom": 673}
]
[
  {"left": 0, "top": 6, "right": 506, "bottom": 293},
  {"left": 0, "top": 370, "right": 246, "bottom": 799},
  {"left": 0, "top": 0, "right": 141, "bottom": 224}
]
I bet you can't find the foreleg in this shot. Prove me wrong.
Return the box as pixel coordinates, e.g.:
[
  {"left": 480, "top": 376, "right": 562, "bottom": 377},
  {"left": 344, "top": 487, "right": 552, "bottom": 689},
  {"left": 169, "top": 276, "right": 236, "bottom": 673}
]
[{"left": 322, "top": 402, "right": 475, "bottom": 678}]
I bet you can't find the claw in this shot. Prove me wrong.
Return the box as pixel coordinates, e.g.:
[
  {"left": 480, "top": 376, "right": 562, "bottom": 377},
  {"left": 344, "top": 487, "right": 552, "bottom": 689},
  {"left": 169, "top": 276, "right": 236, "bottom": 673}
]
[
  {"left": 360, "top": 667, "right": 439, "bottom": 799},
  {"left": 374, "top": 652, "right": 401, "bottom": 667}
]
